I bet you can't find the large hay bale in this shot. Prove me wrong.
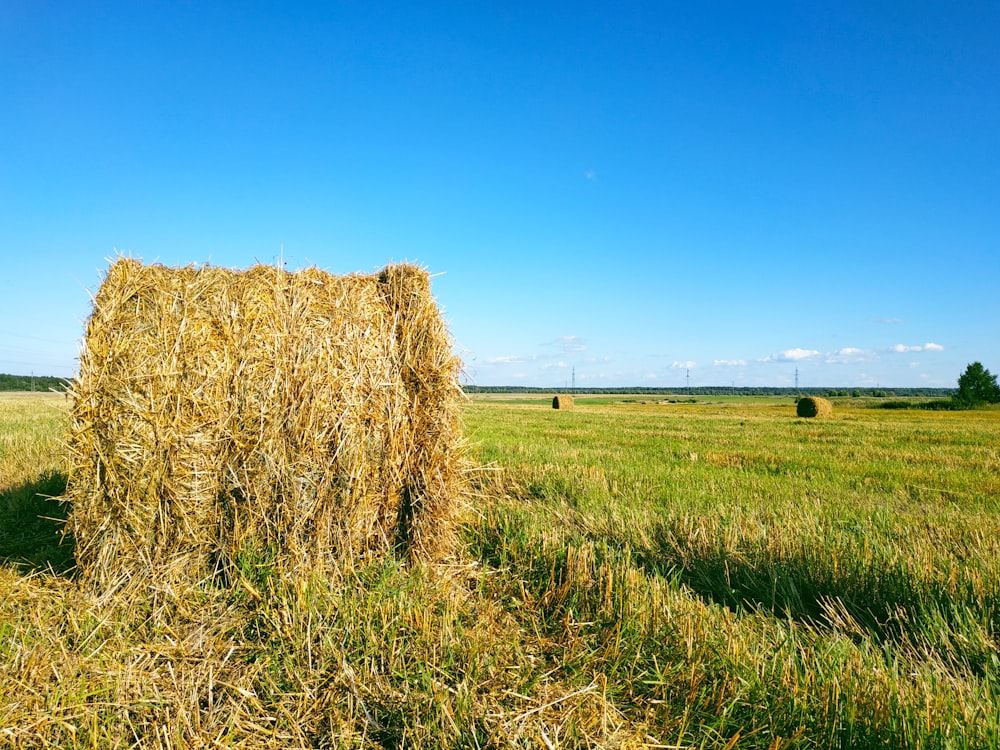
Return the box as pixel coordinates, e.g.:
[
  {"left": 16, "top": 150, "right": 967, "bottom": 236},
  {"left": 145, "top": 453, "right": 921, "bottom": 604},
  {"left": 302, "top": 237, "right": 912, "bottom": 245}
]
[
  {"left": 796, "top": 396, "right": 833, "bottom": 418},
  {"left": 552, "top": 395, "right": 574, "bottom": 410},
  {"left": 66, "top": 258, "right": 464, "bottom": 589}
]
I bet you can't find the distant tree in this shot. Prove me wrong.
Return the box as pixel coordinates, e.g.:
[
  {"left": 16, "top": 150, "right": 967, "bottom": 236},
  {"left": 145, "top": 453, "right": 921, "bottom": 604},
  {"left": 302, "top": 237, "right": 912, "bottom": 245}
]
[
  {"left": 954, "top": 362, "right": 1000, "bottom": 407},
  {"left": 852, "top": 389, "right": 862, "bottom": 398}
]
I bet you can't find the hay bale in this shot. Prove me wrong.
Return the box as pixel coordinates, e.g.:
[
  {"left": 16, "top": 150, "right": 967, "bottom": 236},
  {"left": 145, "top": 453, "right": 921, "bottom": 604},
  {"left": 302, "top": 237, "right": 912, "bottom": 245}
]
[
  {"left": 66, "top": 258, "right": 464, "bottom": 590},
  {"left": 796, "top": 396, "right": 833, "bottom": 418},
  {"left": 552, "top": 395, "right": 574, "bottom": 410}
]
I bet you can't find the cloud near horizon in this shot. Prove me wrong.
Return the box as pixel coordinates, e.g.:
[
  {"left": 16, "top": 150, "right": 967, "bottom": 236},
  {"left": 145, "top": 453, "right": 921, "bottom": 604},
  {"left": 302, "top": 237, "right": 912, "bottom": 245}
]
[
  {"left": 485, "top": 355, "right": 529, "bottom": 364},
  {"left": 471, "top": 337, "right": 947, "bottom": 387},
  {"left": 890, "top": 342, "right": 944, "bottom": 353},
  {"left": 760, "top": 342, "right": 944, "bottom": 365},
  {"left": 761, "top": 348, "right": 821, "bottom": 363},
  {"left": 825, "top": 347, "right": 877, "bottom": 364}
]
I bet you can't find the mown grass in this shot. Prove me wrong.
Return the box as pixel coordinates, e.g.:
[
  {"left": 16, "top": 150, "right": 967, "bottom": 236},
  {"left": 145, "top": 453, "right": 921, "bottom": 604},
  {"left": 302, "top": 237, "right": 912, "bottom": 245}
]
[
  {"left": 464, "top": 397, "right": 1000, "bottom": 747},
  {"left": 0, "top": 394, "right": 72, "bottom": 574},
  {"left": 1, "top": 392, "right": 999, "bottom": 747}
]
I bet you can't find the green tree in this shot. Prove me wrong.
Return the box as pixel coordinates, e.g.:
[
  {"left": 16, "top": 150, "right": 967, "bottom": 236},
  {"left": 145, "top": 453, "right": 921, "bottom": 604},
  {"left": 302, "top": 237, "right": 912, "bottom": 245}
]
[{"left": 954, "top": 362, "right": 1000, "bottom": 407}]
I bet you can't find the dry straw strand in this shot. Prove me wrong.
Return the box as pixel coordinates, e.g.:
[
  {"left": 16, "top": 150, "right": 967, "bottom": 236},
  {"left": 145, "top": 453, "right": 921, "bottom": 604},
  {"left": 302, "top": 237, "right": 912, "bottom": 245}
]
[
  {"left": 796, "top": 396, "right": 834, "bottom": 418},
  {"left": 65, "top": 258, "right": 465, "bottom": 592}
]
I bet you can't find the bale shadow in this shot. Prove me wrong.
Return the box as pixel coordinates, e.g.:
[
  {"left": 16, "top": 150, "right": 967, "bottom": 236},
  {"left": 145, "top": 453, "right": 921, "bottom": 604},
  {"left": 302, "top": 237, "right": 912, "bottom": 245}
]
[
  {"left": 638, "top": 522, "right": 1000, "bottom": 679},
  {"left": 0, "top": 470, "right": 75, "bottom": 575}
]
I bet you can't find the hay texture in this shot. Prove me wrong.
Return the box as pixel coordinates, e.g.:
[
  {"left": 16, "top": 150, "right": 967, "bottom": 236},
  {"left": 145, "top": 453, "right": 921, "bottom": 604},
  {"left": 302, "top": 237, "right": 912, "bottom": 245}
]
[
  {"left": 66, "top": 258, "right": 463, "bottom": 589},
  {"left": 796, "top": 396, "right": 834, "bottom": 418},
  {"left": 552, "top": 395, "right": 574, "bottom": 410}
]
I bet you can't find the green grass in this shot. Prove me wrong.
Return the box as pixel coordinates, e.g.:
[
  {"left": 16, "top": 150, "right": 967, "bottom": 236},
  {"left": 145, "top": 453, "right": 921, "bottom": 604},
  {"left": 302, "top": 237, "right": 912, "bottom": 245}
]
[
  {"left": 463, "top": 396, "right": 1000, "bottom": 747},
  {"left": 0, "top": 394, "right": 72, "bottom": 573},
  {"left": 1, "top": 392, "right": 999, "bottom": 747}
]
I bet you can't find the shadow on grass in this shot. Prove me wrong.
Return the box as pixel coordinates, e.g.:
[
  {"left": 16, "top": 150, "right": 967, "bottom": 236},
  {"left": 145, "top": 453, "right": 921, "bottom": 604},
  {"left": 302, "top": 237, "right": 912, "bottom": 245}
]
[
  {"left": 0, "top": 470, "right": 75, "bottom": 575},
  {"left": 640, "top": 522, "right": 1000, "bottom": 679}
]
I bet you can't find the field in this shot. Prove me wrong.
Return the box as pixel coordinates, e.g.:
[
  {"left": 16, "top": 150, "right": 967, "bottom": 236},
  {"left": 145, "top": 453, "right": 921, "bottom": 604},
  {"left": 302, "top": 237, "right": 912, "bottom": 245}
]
[{"left": 1, "top": 392, "right": 999, "bottom": 747}]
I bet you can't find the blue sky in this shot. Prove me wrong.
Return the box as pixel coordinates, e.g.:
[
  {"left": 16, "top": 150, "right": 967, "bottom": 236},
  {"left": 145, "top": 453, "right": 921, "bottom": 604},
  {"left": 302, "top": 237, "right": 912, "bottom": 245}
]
[{"left": 2, "top": 2, "right": 997, "bottom": 388}]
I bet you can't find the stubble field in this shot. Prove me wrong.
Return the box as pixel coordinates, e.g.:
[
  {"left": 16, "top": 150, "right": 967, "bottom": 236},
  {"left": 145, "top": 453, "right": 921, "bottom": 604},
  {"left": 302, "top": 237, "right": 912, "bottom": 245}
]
[{"left": 1, "top": 392, "right": 998, "bottom": 748}]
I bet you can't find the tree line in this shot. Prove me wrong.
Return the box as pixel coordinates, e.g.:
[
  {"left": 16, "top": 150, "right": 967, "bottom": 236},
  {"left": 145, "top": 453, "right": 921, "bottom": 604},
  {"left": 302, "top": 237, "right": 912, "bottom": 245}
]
[
  {"left": 0, "top": 373, "right": 70, "bottom": 392},
  {"left": 462, "top": 384, "right": 956, "bottom": 397},
  {"left": 4, "top": 363, "right": 995, "bottom": 407}
]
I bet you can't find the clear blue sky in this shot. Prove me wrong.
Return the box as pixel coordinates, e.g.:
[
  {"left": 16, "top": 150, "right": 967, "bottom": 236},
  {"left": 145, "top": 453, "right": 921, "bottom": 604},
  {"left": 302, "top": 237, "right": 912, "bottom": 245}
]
[{"left": 2, "top": 2, "right": 998, "bottom": 388}]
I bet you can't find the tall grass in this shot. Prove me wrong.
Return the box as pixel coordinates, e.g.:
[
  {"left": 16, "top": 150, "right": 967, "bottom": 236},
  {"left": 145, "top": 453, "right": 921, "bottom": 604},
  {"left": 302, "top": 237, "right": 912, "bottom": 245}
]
[{"left": 1, "top": 393, "right": 998, "bottom": 747}]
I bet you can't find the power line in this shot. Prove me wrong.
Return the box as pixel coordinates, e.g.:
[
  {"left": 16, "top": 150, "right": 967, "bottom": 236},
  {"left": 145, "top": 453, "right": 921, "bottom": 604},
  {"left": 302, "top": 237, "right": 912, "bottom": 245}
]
[{"left": 0, "top": 330, "right": 77, "bottom": 345}]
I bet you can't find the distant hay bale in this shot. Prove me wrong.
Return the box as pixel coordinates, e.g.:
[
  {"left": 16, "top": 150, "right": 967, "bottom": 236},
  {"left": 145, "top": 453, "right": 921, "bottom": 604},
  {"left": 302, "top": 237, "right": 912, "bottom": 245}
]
[
  {"left": 552, "top": 395, "right": 574, "bottom": 410},
  {"left": 796, "top": 396, "right": 833, "bottom": 418},
  {"left": 66, "top": 258, "right": 464, "bottom": 590}
]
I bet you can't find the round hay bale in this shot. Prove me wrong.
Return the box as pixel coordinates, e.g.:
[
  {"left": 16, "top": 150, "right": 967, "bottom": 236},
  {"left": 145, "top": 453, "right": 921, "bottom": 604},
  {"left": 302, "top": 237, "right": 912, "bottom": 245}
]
[
  {"left": 796, "top": 396, "right": 833, "bottom": 418},
  {"left": 65, "top": 258, "right": 465, "bottom": 591},
  {"left": 552, "top": 395, "right": 574, "bottom": 410}
]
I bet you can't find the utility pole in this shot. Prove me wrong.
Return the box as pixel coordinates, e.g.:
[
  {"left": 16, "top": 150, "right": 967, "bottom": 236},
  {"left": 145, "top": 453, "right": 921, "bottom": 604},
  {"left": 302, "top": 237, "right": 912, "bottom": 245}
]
[
  {"left": 571, "top": 366, "right": 575, "bottom": 393},
  {"left": 795, "top": 367, "right": 799, "bottom": 392},
  {"left": 686, "top": 368, "right": 690, "bottom": 390}
]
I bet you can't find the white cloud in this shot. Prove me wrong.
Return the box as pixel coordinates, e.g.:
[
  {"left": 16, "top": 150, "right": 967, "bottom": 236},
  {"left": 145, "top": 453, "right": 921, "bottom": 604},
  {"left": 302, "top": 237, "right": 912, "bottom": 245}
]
[
  {"left": 671, "top": 360, "right": 696, "bottom": 369},
  {"left": 761, "top": 348, "right": 821, "bottom": 363},
  {"left": 825, "top": 347, "right": 876, "bottom": 364},
  {"left": 873, "top": 317, "right": 903, "bottom": 324},
  {"left": 486, "top": 355, "right": 527, "bottom": 364},
  {"left": 713, "top": 359, "right": 747, "bottom": 367},
  {"left": 785, "top": 348, "right": 821, "bottom": 360},
  {"left": 542, "top": 361, "right": 568, "bottom": 370},
  {"left": 890, "top": 342, "right": 943, "bottom": 354}
]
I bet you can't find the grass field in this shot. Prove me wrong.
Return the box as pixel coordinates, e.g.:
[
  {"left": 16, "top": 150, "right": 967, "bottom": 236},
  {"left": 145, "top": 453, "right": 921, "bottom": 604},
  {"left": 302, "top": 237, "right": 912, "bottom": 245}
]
[{"left": 1, "top": 392, "right": 999, "bottom": 747}]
